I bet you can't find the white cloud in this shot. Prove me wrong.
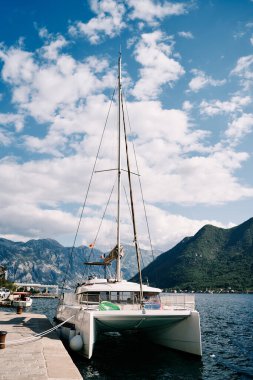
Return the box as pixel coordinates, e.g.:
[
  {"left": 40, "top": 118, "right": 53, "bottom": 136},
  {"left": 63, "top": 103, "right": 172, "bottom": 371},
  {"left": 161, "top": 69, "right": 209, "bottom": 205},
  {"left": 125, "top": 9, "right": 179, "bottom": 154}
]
[
  {"left": 68, "top": 0, "right": 126, "bottom": 44},
  {"left": 144, "top": 206, "right": 234, "bottom": 250},
  {"left": 226, "top": 113, "right": 253, "bottom": 141},
  {"left": 23, "top": 132, "right": 68, "bottom": 157},
  {"left": 0, "top": 113, "right": 24, "bottom": 132},
  {"left": 139, "top": 147, "right": 253, "bottom": 205},
  {"left": 250, "top": 35, "right": 253, "bottom": 45},
  {"left": 188, "top": 69, "right": 226, "bottom": 92},
  {"left": 0, "top": 105, "right": 253, "bottom": 250},
  {"left": 200, "top": 96, "right": 251, "bottom": 116},
  {"left": 178, "top": 31, "right": 194, "bottom": 39},
  {"left": 22, "top": 93, "right": 117, "bottom": 156},
  {"left": 0, "top": 129, "right": 12, "bottom": 146},
  {"left": 128, "top": 0, "right": 189, "bottom": 25},
  {"left": 40, "top": 35, "right": 68, "bottom": 60},
  {"left": 126, "top": 101, "right": 195, "bottom": 144},
  {"left": 0, "top": 43, "right": 114, "bottom": 128},
  {"left": 182, "top": 100, "right": 193, "bottom": 111},
  {"left": 114, "top": 100, "right": 253, "bottom": 206},
  {"left": 0, "top": 48, "right": 36, "bottom": 85},
  {"left": 0, "top": 202, "right": 77, "bottom": 242},
  {"left": 0, "top": 39, "right": 118, "bottom": 160},
  {"left": 231, "top": 55, "right": 253, "bottom": 76},
  {"left": 0, "top": 152, "right": 242, "bottom": 250},
  {"left": 68, "top": 1, "right": 192, "bottom": 44},
  {"left": 38, "top": 27, "right": 50, "bottom": 39},
  {"left": 231, "top": 54, "right": 253, "bottom": 89},
  {"left": 131, "top": 31, "right": 185, "bottom": 100}
]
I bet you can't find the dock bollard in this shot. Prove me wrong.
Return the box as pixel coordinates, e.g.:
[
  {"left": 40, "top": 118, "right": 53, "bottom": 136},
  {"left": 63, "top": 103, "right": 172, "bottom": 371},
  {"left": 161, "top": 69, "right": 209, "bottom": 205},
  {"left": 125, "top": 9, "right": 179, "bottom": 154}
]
[
  {"left": 0, "top": 331, "right": 7, "bottom": 349},
  {"left": 17, "top": 305, "right": 23, "bottom": 314}
]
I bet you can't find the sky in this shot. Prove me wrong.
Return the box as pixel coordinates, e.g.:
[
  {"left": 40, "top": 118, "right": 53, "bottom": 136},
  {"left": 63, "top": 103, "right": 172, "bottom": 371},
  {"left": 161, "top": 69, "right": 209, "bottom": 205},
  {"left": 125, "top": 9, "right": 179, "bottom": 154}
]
[{"left": 0, "top": 0, "right": 253, "bottom": 252}]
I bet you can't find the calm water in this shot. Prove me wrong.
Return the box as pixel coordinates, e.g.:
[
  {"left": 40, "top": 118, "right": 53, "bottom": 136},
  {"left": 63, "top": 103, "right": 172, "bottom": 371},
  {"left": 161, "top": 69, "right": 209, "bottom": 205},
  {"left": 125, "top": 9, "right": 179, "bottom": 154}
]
[{"left": 2, "top": 294, "right": 253, "bottom": 379}]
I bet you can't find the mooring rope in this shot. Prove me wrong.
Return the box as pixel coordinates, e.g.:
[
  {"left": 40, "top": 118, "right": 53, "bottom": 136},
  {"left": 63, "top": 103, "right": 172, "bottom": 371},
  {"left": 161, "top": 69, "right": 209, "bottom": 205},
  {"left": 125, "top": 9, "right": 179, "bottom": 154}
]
[{"left": 0, "top": 315, "right": 75, "bottom": 346}]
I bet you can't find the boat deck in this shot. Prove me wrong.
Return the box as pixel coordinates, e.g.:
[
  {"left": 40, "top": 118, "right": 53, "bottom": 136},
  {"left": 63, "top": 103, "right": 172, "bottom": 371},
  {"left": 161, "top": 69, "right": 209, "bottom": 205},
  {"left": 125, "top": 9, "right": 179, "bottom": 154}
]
[{"left": 0, "top": 310, "right": 82, "bottom": 380}]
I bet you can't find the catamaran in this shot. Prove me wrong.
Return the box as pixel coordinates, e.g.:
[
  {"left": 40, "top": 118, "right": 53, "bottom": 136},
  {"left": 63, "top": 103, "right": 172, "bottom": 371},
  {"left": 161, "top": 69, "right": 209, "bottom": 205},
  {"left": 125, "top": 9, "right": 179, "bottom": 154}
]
[{"left": 55, "top": 54, "right": 202, "bottom": 359}]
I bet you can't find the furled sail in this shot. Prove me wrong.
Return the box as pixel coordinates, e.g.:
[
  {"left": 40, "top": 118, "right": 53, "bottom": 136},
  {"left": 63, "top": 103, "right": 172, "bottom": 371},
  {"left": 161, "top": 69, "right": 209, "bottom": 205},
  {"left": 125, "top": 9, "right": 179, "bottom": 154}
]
[
  {"left": 84, "top": 244, "right": 124, "bottom": 266},
  {"left": 103, "top": 245, "right": 124, "bottom": 265}
]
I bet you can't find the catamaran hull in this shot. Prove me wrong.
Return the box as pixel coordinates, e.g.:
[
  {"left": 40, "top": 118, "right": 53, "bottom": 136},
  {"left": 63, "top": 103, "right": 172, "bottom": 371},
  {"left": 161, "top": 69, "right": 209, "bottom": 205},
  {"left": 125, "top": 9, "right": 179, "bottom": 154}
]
[
  {"left": 144, "top": 310, "right": 202, "bottom": 356},
  {"left": 56, "top": 308, "right": 202, "bottom": 359}
]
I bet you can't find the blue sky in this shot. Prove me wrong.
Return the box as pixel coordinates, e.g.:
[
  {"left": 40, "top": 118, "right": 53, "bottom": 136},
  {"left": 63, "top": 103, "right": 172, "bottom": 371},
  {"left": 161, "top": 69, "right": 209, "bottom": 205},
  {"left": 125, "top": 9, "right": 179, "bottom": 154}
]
[{"left": 0, "top": 0, "right": 253, "bottom": 250}]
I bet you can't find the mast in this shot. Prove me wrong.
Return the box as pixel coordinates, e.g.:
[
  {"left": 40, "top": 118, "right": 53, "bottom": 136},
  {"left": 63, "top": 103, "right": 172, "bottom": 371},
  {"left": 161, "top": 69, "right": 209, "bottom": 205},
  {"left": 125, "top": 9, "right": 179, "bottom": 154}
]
[
  {"left": 121, "top": 93, "right": 144, "bottom": 308},
  {"left": 116, "top": 52, "right": 122, "bottom": 282}
]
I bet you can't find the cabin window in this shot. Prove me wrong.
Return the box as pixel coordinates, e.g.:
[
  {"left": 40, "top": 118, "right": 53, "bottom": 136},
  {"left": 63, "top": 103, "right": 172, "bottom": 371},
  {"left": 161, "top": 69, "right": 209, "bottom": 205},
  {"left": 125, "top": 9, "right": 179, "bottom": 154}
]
[
  {"left": 119, "top": 292, "right": 131, "bottom": 302},
  {"left": 134, "top": 292, "right": 140, "bottom": 303},
  {"left": 88, "top": 293, "right": 100, "bottom": 303},
  {"left": 80, "top": 293, "right": 87, "bottom": 303},
  {"left": 100, "top": 292, "right": 109, "bottom": 301},
  {"left": 109, "top": 292, "right": 133, "bottom": 303},
  {"left": 110, "top": 292, "right": 118, "bottom": 301},
  {"left": 143, "top": 292, "right": 160, "bottom": 302},
  {"left": 80, "top": 293, "right": 100, "bottom": 303}
]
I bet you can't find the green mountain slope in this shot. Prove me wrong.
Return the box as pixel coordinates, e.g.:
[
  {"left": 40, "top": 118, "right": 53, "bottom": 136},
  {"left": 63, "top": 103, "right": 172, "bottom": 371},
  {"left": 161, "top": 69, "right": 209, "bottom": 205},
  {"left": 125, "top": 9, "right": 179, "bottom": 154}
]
[{"left": 133, "top": 218, "right": 253, "bottom": 291}]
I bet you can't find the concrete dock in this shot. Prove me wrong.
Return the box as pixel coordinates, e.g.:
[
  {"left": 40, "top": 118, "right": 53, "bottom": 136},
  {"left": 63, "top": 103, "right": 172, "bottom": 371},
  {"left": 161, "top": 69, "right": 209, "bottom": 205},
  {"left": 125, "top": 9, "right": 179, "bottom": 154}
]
[{"left": 0, "top": 311, "right": 82, "bottom": 380}]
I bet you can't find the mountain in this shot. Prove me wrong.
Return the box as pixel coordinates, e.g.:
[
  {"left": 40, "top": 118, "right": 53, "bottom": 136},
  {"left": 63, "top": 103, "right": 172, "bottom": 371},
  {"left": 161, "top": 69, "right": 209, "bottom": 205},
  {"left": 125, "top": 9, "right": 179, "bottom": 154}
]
[
  {"left": 1, "top": 218, "right": 252, "bottom": 290},
  {"left": 120, "top": 245, "right": 161, "bottom": 279},
  {"left": 0, "top": 238, "right": 92, "bottom": 285},
  {"left": 0, "top": 238, "right": 158, "bottom": 286},
  {"left": 131, "top": 218, "right": 253, "bottom": 291}
]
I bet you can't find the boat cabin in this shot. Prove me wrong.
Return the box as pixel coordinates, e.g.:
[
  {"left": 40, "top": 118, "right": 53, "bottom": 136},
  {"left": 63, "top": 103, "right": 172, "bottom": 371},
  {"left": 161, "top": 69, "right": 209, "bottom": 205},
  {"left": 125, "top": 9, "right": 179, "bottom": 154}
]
[{"left": 73, "top": 278, "right": 162, "bottom": 310}]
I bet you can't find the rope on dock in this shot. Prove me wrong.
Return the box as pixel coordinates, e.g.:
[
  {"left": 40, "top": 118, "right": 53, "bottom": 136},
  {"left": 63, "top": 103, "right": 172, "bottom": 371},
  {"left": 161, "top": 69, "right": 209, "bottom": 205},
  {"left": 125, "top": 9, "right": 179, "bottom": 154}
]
[{"left": 0, "top": 315, "right": 75, "bottom": 346}]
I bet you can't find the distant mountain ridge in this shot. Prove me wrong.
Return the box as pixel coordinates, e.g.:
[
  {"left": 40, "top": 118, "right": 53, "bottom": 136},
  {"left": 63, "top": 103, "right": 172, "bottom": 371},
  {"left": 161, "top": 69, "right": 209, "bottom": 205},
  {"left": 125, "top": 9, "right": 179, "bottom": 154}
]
[
  {"left": 1, "top": 218, "right": 252, "bottom": 290},
  {"left": 0, "top": 238, "right": 158, "bottom": 285},
  {"left": 0, "top": 237, "right": 89, "bottom": 285},
  {"left": 132, "top": 218, "right": 253, "bottom": 291}
]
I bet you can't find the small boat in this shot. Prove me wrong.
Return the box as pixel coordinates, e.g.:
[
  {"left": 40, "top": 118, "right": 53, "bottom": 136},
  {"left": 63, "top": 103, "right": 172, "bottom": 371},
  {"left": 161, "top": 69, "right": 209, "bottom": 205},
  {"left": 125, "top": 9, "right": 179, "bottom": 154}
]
[
  {"left": 55, "top": 53, "right": 202, "bottom": 359},
  {"left": 12, "top": 292, "right": 33, "bottom": 307},
  {"left": 0, "top": 288, "right": 12, "bottom": 306},
  {"left": 0, "top": 288, "right": 10, "bottom": 300}
]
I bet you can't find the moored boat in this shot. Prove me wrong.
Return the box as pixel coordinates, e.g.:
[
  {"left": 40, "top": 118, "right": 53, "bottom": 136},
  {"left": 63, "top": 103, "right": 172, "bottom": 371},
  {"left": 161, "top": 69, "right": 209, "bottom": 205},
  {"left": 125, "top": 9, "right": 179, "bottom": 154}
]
[
  {"left": 55, "top": 53, "right": 202, "bottom": 359},
  {"left": 12, "top": 292, "right": 33, "bottom": 307},
  {"left": 0, "top": 288, "right": 11, "bottom": 306}
]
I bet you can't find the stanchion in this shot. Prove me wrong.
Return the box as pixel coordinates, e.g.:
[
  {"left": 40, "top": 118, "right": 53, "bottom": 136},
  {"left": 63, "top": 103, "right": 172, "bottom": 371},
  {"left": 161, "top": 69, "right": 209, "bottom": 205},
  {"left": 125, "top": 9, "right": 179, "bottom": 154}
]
[{"left": 0, "top": 331, "right": 7, "bottom": 349}]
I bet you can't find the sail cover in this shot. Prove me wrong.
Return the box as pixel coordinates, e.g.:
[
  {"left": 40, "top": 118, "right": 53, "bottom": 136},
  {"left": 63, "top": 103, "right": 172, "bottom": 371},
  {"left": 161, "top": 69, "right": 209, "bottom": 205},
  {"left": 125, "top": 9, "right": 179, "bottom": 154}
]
[{"left": 103, "top": 245, "right": 124, "bottom": 264}]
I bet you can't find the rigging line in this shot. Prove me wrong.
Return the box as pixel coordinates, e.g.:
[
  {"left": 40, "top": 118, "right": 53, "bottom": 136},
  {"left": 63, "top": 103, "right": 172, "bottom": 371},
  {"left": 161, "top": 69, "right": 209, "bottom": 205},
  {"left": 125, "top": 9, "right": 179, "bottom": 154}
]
[
  {"left": 122, "top": 89, "right": 155, "bottom": 263},
  {"left": 122, "top": 184, "right": 145, "bottom": 270},
  {"left": 123, "top": 184, "right": 131, "bottom": 221},
  {"left": 83, "top": 178, "right": 116, "bottom": 278},
  {"left": 121, "top": 92, "right": 144, "bottom": 307},
  {"left": 122, "top": 89, "right": 160, "bottom": 296},
  {"left": 60, "top": 87, "right": 116, "bottom": 295}
]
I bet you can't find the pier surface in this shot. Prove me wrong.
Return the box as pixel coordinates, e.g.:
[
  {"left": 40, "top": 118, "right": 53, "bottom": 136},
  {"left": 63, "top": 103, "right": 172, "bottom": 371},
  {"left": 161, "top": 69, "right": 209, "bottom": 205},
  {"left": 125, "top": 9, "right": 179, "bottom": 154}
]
[{"left": 0, "top": 311, "right": 82, "bottom": 380}]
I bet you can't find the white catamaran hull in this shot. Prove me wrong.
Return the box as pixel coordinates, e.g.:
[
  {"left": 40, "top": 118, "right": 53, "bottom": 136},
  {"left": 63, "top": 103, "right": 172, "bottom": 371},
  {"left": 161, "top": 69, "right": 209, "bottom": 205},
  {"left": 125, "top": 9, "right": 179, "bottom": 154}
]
[{"left": 56, "top": 306, "right": 202, "bottom": 359}]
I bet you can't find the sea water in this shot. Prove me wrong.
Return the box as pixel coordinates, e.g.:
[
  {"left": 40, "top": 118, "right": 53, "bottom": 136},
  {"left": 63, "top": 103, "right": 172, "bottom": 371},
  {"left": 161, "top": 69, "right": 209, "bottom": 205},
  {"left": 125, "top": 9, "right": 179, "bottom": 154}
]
[{"left": 3, "top": 294, "right": 252, "bottom": 379}]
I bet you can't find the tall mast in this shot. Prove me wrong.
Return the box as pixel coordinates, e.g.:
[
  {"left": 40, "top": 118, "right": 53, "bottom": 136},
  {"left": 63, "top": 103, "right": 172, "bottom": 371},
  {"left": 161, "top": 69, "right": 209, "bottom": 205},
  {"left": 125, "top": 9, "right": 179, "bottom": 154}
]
[{"left": 116, "top": 52, "right": 122, "bottom": 282}]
